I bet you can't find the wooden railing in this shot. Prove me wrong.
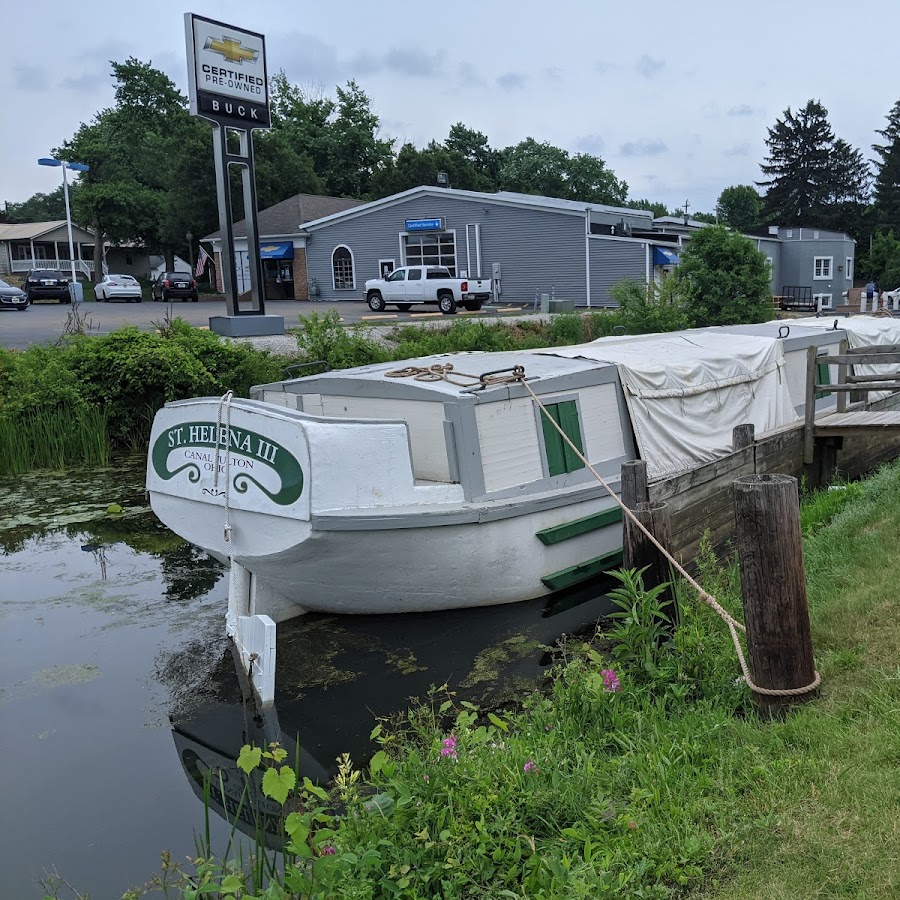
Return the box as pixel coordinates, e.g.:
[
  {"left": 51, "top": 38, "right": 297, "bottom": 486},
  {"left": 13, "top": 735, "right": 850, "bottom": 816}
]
[{"left": 804, "top": 341, "right": 900, "bottom": 463}]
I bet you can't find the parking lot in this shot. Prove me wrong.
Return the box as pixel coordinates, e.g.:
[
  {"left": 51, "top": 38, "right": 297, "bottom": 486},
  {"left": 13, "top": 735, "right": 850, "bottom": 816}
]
[{"left": 0, "top": 298, "right": 533, "bottom": 350}]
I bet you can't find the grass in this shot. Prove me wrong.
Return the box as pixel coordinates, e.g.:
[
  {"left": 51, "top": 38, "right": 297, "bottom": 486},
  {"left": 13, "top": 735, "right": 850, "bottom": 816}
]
[{"left": 139, "top": 463, "right": 900, "bottom": 899}]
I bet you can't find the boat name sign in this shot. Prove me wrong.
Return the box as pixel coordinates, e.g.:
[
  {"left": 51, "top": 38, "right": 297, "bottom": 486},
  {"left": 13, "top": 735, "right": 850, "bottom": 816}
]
[{"left": 150, "top": 420, "right": 304, "bottom": 511}]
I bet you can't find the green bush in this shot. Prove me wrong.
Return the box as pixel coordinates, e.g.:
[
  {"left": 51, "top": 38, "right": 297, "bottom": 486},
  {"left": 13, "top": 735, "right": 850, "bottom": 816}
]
[
  {"left": 296, "top": 311, "right": 389, "bottom": 370},
  {"left": 608, "top": 278, "right": 686, "bottom": 334}
]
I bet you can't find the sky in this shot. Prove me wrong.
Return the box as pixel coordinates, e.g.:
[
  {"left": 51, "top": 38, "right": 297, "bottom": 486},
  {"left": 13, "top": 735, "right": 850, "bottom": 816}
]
[{"left": 3, "top": 0, "right": 898, "bottom": 214}]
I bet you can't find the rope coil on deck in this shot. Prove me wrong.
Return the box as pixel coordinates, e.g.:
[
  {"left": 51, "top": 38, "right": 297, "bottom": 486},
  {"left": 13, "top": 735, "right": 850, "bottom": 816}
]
[{"left": 384, "top": 363, "right": 821, "bottom": 698}]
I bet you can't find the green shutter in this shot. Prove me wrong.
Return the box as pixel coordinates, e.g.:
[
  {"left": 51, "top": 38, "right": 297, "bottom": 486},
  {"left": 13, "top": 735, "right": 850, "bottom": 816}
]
[
  {"left": 540, "top": 404, "right": 567, "bottom": 476},
  {"left": 558, "top": 401, "right": 585, "bottom": 472},
  {"left": 815, "top": 362, "right": 830, "bottom": 400},
  {"left": 540, "top": 401, "right": 585, "bottom": 476}
]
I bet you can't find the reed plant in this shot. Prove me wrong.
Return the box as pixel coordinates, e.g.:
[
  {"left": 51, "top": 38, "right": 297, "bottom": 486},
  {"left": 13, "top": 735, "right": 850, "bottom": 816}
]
[{"left": 0, "top": 406, "right": 109, "bottom": 475}]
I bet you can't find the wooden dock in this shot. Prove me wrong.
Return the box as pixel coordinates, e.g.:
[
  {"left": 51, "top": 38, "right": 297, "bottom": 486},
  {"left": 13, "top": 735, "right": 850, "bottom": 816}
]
[{"left": 805, "top": 342, "right": 900, "bottom": 465}]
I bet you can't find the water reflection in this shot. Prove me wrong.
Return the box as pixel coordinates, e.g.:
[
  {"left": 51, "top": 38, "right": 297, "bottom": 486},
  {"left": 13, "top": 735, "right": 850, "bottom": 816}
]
[{"left": 169, "top": 579, "right": 616, "bottom": 842}]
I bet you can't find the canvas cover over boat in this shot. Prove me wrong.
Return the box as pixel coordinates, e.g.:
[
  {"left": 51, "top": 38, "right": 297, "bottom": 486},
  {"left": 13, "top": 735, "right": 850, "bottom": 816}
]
[
  {"left": 539, "top": 333, "right": 797, "bottom": 479},
  {"left": 789, "top": 316, "right": 900, "bottom": 402}
]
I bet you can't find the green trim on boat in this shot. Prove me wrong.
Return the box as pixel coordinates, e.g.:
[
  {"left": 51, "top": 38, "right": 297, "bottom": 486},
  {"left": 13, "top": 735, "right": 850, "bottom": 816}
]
[
  {"left": 535, "top": 507, "right": 624, "bottom": 545},
  {"left": 541, "top": 549, "right": 624, "bottom": 591}
]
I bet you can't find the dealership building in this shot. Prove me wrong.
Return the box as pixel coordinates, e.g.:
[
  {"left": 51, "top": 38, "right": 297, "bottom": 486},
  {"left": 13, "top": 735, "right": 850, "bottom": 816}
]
[{"left": 205, "top": 185, "right": 856, "bottom": 309}]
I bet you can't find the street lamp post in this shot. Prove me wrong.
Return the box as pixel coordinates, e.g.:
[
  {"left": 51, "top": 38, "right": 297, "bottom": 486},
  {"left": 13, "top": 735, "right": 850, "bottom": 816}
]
[
  {"left": 186, "top": 231, "right": 194, "bottom": 274},
  {"left": 37, "top": 158, "right": 89, "bottom": 282}
]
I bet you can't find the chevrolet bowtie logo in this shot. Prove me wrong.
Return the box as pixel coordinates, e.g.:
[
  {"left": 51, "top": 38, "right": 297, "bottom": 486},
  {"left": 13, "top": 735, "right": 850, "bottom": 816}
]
[{"left": 205, "top": 36, "right": 258, "bottom": 64}]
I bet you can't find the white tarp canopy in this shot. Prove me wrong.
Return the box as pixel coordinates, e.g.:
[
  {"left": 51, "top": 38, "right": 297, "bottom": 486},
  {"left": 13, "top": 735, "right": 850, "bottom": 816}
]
[
  {"left": 538, "top": 333, "right": 797, "bottom": 479},
  {"left": 789, "top": 316, "right": 900, "bottom": 401}
]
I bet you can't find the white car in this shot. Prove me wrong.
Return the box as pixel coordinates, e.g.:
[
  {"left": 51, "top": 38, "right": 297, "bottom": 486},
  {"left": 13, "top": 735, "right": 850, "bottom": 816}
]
[
  {"left": 95, "top": 274, "right": 143, "bottom": 302},
  {"left": 364, "top": 265, "right": 493, "bottom": 314}
]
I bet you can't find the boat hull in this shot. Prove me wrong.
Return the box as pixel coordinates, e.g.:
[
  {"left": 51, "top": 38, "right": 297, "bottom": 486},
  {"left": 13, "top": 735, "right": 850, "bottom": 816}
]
[{"left": 151, "top": 490, "right": 623, "bottom": 616}]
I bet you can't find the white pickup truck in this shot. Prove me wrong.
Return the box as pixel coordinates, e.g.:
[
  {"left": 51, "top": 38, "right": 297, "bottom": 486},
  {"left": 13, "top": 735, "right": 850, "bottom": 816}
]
[{"left": 364, "top": 265, "right": 492, "bottom": 314}]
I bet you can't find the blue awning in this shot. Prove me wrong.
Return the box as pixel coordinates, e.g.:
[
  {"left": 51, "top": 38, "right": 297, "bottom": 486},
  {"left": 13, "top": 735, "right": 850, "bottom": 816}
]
[
  {"left": 259, "top": 242, "right": 294, "bottom": 259},
  {"left": 653, "top": 246, "right": 680, "bottom": 266}
]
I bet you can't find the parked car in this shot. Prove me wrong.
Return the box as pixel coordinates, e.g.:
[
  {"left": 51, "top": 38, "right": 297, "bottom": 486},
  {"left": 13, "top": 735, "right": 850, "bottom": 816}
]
[
  {"left": 0, "top": 278, "right": 29, "bottom": 311},
  {"left": 94, "top": 273, "right": 143, "bottom": 303},
  {"left": 364, "top": 265, "right": 492, "bottom": 314},
  {"left": 152, "top": 272, "right": 199, "bottom": 302},
  {"left": 23, "top": 269, "right": 71, "bottom": 304}
]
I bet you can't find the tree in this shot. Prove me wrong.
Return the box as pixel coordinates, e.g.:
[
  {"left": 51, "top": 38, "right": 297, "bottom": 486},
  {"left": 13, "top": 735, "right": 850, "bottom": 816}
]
[
  {"left": 626, "top": 198, "right": 670, "bottom": 218},
  {"left": 864, "top": 230, "right": 900, "bottom": 287},
  {"left": 873, "top": 100, "right": 900, "bottom": 228},
  {"left": 672, "top": 225, "right": 772, "bottom": 327},
  {"left": 716, "top": 185, "right": 763, "bottom": 232},
  {"left": 498, "top": 138, "right": 626, "bottom": 204},
  {"left": 59, "top": 58, "right": 219, "bottom": 275},
  {"left": 444, "top": 123, "right": 501, "bottom": 187},
  {"left": 1, "top": 187, "right": 68, "bottom": 223},
  {"left": 325, "top": 80, "right": 394, "bottom": 198},
  {"left": 758, "top": 99, "right": 870, "bottom": 233}
]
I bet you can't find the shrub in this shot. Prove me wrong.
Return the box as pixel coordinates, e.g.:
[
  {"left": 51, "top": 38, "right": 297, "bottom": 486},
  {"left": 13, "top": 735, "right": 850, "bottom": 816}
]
[
  {"left": 296, "top": 311, "right": 388, "bottom": 370},
  {"left": 608, "top": 278, "right": 687, "bottom": 334}
]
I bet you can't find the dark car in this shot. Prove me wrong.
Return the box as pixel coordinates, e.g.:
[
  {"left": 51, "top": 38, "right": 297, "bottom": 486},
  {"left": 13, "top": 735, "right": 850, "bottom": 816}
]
[
  {"left": 152, "top": 272, "right": 199, "bottom": 302},
  {"left": 0, "top": 278, "right": 29, "bottom": 310},
  {"left": 23, "top": 269, "right": 71, "bottom": 303}
]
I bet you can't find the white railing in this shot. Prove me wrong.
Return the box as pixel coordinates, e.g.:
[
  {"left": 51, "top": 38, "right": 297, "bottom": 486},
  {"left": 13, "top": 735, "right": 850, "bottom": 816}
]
[{"left": 10, "top": 259, "right": 94, "bottom": 275}]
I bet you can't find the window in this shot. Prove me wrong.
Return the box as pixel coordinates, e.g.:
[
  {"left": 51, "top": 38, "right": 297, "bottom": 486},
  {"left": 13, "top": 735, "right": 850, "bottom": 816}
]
[
  {"left": 813, "top": 256, "right": 832, "bottom": 279},
  {"left": 540, "top": 401, "right": 585, "bottom": 477},
  {"left": 813, "top": 230, "right": 820, "bottom": 239},
  {"left": 331, "top": 246, "right": 355, "bottom": 289},
  {"left": 813, "top": 292, "right": 833, "bottom": 310},
  {"left": 846, "top": 257, "right": 853, "bottom": 280},
  {"left": 406, "top": 268, "right": 422, "bottom": 280},
  {"left": 786, "top": 230, "right": 793, "bottom": 237},
  {"left": 404, "top": 231, "right": 455, "bottom": 274},
  {"left": 386, "top": 269, "right": 405, "bottom": 282}
]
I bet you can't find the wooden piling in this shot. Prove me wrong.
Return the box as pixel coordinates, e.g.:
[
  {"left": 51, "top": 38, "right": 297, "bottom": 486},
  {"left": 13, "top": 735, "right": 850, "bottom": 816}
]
[
  {"left": 621, "top": 460, "right": 649, "bottom": 509},
  {"left": 732, "top": 423, "right": 755, "bottom": 452},
  {"left": 733, "top": 474, "right": 817, "bottom": 714},
  {"left": 622, "top": 502, "right": 677, "bottom": 632}
]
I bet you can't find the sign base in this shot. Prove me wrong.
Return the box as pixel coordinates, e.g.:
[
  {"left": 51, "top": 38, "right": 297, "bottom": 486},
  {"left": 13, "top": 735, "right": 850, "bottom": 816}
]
[{"left": 209, "top": 314, "right": 285, "bottom": 337}]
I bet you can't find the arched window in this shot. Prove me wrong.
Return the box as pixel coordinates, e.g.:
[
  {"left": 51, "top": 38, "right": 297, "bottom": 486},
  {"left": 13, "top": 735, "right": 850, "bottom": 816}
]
[{"left": 332, "top": 245, "right": 355, "bottom": 290}]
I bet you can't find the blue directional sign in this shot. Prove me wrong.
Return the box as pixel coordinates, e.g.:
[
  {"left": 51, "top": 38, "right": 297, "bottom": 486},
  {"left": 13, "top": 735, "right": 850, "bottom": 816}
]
[{"left": 405, "top": 218, "right": 443, "bottom": 232}]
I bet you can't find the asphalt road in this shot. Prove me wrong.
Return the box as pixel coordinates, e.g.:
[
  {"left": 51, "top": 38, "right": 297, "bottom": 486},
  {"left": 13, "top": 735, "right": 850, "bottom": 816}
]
[{"left": 0, "top": 298, "right": 532, "bottom": 350}]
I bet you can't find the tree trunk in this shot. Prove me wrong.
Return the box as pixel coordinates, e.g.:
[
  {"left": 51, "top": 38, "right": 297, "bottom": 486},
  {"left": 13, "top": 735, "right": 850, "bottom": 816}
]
[
  {"left": 165, "top": 249, "right": 176, "bottom": 272},
  {"left": 92, "top": 224, "right": 104, "bottom": 283}
]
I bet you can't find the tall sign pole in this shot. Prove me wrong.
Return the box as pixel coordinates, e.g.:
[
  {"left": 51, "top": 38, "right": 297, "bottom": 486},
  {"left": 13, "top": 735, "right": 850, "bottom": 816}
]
[{"left": 184, "top": 13, "right": 283, "bottom": 337}]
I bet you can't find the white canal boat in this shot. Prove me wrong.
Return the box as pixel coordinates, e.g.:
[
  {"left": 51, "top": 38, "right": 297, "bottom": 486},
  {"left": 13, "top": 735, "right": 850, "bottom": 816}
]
[{"left": 146, "top": 317, "right": 900, "bottom": 626}]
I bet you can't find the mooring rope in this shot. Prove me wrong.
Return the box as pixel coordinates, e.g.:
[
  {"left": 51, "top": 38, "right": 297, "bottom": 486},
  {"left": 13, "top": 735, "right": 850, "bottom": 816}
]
[
  {"left": 385, "top": 363, "right": 526, "bottom": 389},
  {"left": 213, "top": 390, "right": 234, "bottom": 543},
  {"left": 385, "top": 363, "right": 821, "bottom": 697}
]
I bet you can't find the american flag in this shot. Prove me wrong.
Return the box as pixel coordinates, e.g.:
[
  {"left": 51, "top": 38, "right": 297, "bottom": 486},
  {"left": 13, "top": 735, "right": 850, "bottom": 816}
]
[{"left": 196, "top": 245, "right": 210, "bottom": 277}]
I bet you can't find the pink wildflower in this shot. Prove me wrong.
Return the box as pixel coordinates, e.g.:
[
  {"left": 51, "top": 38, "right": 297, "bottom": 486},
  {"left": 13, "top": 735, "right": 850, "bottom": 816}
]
[
  {"left": 627, "top": 821, "right": 637, "bottom": 830},
  {"left": 321, "top": 845, "right": 336, "bottom": 855},
  {"left": 601, "top": 669, "right": 621, "bottom": 693},
  {"left": 523, "top": 759, "right": 538, "bottom": 773},
  {"left": 423, "top": 774, "right": 429, "bottom": 782},
  {"left": 440, "top": 735, "right": 458, "bottom": 759}
]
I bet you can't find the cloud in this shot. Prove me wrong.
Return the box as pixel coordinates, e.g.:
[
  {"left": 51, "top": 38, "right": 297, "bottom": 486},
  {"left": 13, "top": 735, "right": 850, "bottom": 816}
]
[
  {"left": 595, "top": 60, "right": 614, "bottom": 74},
  {"left": 619, "top": 139, "right": 668, "bottom": 157},
  {"left": 723, "top": 143, "right": 752, "bottom": 157},
  {"left": 59, "top": 69, "right": 113, "bottom": 92},
  {"left": 543, "top": 66, "right": 563, "bottom": 83},
  {"left": 14, "top": 63, "right": 50, "bottom": 92},
  {"left": 727, "top": 104, "right": 757, "bottom": 117},
  {"left": 268, "top": 33, "right": 344, "bottom": 85},
  {"left": 496, "top": 72, "right": 528, "bottom": 92},
  {"left": 636, "top": 55, "right": 665, "bottom": 78},
  {"left": 456, "top": 63, "right": 483, "bottom": 88},
  {"left": 577, "top": 133, "right": 607, "bottom": 156},
  {"left": 355, "top": 49, "right": 443, "bottom": 78}
]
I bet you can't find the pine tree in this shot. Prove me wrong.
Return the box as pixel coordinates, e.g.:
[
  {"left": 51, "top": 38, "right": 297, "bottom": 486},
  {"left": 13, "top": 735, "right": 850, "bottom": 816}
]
[
  {"left": 758, "top": 99, "right": 871, "bottom": 234},
  {"left": 758, "top": 100, "right": 835, "bottom": 224},
  {"left": 873, "top": 100, "right": 900, "bottom": 226}
]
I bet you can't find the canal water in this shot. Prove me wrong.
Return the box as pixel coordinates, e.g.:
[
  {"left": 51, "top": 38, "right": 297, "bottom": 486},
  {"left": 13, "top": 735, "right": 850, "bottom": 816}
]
[{"left": 0, "top": 459, "right": 614, "bottom": 898}]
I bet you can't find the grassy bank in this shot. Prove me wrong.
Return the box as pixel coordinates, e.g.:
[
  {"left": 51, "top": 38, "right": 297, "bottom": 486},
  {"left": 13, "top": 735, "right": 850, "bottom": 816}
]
[{"left": 122, "top": 462, "right": 900, "bottom": 899}]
